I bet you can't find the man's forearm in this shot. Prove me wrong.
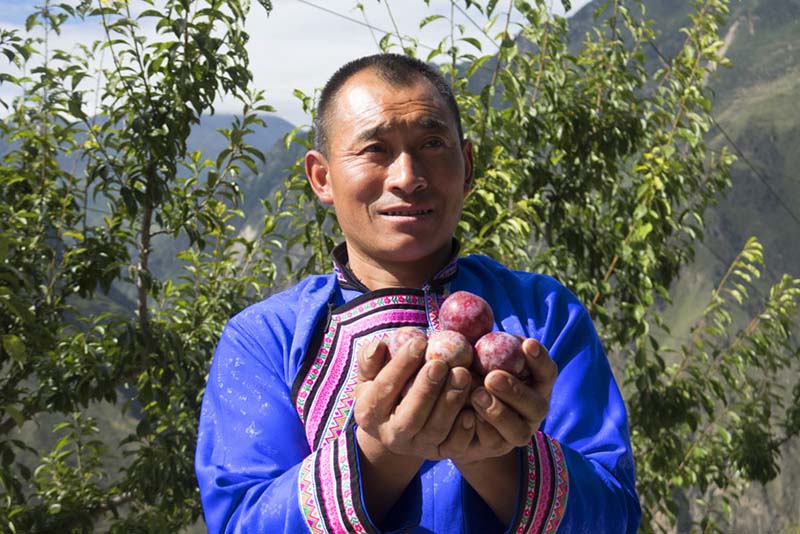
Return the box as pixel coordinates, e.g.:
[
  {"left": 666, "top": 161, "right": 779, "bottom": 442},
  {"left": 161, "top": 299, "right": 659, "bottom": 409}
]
[
  {"left": 356, "top": 427, "right": 424, "bottom": 524},
  {"left": 456, "top": 450, "right": 520, "bottom": 526}
]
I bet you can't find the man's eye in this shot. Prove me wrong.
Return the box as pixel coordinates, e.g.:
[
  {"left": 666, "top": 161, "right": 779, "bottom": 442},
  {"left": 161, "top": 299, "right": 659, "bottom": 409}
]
[
  {"left": 423, "top": 138, "right": 445, "bottom": 149},
  {"left": 362, "top": 144, "right": 384, "bottom": 153}
]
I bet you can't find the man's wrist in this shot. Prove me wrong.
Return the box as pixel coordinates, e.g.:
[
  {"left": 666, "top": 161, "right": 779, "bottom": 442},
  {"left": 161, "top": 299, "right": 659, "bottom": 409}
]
[
  {"left": 355, "top": 426, "right": 424, "bottom": 524},
  {"left": 355, "top": 427, "right": 424, "bottom": 478},
  {"left": 454, "top": 448, "right": 518, "bottom": 477},
  {"left": 455, "top": 449, "right": 521, "bottom": 526}
]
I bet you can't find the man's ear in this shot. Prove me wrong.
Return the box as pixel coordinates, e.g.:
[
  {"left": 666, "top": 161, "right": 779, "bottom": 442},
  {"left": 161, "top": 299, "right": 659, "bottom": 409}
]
[
  {"left": 305, "top": 150, "right": 334, "bottom": 205},
  {"left": 461, "top": 139, "right": 474, "bottom": 192}
]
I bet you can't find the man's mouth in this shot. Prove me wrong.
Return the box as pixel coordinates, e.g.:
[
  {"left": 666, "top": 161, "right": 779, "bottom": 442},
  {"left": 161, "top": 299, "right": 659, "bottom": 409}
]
[{"left": 380, "top": 209, "right": 433, "bottom": 216}]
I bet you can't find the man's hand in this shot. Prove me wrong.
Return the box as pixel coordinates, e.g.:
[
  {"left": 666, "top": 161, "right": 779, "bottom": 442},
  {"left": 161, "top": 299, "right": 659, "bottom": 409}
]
[
  {"left": 352, "top": 335, "right": 474, "bottom": 522},
  {"left": 452, "top": 338, "right": 558, "bottom": 525},
  {"left": 452, "top": 338, "right": 557, "bottom": 464},
  {"left": 354, "top": 336, "right": 475, "bottom": 461}
]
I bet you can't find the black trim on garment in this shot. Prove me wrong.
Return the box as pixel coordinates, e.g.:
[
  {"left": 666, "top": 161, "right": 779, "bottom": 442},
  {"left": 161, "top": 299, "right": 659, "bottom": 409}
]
[
  {"left": 345, "top": 418, "right": 381, "bottom": 534},
  {"left": 290, "top": 289, "right": 339, "bottom": 415}
]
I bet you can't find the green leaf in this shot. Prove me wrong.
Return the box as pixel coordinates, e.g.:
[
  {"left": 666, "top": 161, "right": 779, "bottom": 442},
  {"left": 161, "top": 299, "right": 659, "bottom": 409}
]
[
  {"left": 419, "top": 14, "right": 445, "bottom": 29},
  {"left": 593, "top": 1, "right": 609, "bottom": 21},
  {"left": 25, "top": 13, "right": 39, "bottom": 32},
  {"left": 256, "top": 0, "right": 273, "bottom": 14},
  {"left": 632, "top": 222, "right": 653, "bottom": 242},
  {"left": 2, "top": 335, "right": 26, "bottom": 364},
  {"left": 1, "top": 405, "right": 24, "bottom": 427},
  {"left": 458, "top": 37, "right": 483, "bottom": 51},
  {"left": 53, "top": 433, "right": 73, "bottom": 454}
]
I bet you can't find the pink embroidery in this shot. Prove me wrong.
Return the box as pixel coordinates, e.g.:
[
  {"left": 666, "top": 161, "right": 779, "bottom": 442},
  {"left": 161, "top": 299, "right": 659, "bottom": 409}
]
[
  {"left": 299, "top": 453, "right": 327, "bottom": 534},
  {"left": 296, "top": 317, "right": 340, "bottom": 421},
  {"left": 306, "top": 309, "right": 421, "bottom": 446},
  {"left": 337, "top": 430, "right": 366, "bottom": 531},
  {"left": 296, "top": 279, "right": 459, "bottom": 533},
  {"left": 298, "top": 430, "right": 371, "bottom": 533},
  {"left": 423, "top": 286, "right": 448, "bottom": 334},
  {"left": 319, "top": 368, "right": 358, "bottom": 448},
  {"left": 305, "top": 336, "right": 355, "bottom": 446},
  {"left": 531, "top": 433, "right": 553, "bottom": 531},
  {"left": 317, "top": 442, "right": 349, "bottom": 533},
  {"left": 544, "top": 437, "right": 569, "bottom": 533},
  {"left": 515, "top": 433, "right": 569, "bottom": 534},
  {"left": 515, "top": 442, "right": 538, "bottom": 533}
]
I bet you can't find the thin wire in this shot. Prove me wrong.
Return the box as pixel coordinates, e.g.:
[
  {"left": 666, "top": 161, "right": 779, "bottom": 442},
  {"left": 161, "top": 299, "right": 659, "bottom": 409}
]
[
  {"left": 451, "top": 1, "right": 501, "bottom": 50},
  {"left": 293, "top": 0, "right": 393, "bottom": 35},
  {"left": 294, "top": 0, "right": 505, "bottom": 59},
  {"left": 357, "top": 4, "right": 382, "bottom": 50},
  {"left": 710, "top": 115, "right": 800, "bottom": 229},
  {"left": 383, "top": 0, "right": 406, "bottom": 51},
  {"left": 647, "top": 40, "right": 800, "bottom": 230},
  {"left": 629, "top": 41, "right": 786, "bottom": 318},
  {"left": 293, "top": 0, "right": 436, "bottom": 52}
]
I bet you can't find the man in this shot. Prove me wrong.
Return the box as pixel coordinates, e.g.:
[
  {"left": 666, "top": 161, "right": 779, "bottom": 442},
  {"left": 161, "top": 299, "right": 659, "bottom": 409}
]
[{"left": 195, "top": 53, "right": 641, "bottom": 533}]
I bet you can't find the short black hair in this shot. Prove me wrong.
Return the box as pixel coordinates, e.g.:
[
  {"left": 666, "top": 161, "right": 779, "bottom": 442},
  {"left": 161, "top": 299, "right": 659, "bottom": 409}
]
[{"left": 313, "top": 53, "right": 463, "bottom": 155}]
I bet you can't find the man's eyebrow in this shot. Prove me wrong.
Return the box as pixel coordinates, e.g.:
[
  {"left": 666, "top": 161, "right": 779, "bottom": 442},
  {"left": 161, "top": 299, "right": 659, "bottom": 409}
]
[
  {"left": 354, "top": 117, "right": 451, "bottom": 143},
  {"left": 416, "top": 116, "right": 449, "bottom": 132}
]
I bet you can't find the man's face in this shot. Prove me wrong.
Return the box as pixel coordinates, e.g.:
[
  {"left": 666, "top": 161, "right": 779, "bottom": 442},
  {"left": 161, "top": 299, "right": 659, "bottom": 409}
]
[{"left": 306, "top": 69, "right": 473, "bottom": 270}]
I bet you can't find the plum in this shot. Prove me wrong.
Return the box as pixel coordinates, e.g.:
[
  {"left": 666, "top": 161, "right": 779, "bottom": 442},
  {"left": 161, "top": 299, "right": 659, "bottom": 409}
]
[
  {"left": 473, "top": 331, "right": 528, "bottom": 378},
  {"left": 386, "top": 326, "right": 427, "bottom": 357},
  {"left": 425, "top": 330, "right": 474, "bottom": 369},
  {"left": 439, "top": 291, "right": 494, "bottom": 343}
]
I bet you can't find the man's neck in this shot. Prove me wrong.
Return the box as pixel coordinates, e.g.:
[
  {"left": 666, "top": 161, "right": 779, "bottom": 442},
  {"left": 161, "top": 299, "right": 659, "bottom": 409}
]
[{"left": 346, "top": 246, "right": 453, "bottom": 291}]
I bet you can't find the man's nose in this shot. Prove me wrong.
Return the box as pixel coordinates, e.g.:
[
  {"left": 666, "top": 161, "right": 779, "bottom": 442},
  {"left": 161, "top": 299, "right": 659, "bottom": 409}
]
[{"left": 386, "top": 151, "right": 427, "bottom": 195}]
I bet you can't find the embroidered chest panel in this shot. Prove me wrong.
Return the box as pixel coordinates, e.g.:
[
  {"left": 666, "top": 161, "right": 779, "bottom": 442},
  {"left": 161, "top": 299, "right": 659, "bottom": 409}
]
[{"left": 292, "top": 289, "right": 446, "bottom": 451}]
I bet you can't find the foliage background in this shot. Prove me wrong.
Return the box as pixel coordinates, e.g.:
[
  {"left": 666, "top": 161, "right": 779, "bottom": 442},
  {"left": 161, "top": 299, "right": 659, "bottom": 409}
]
[{"left": 1, "top": 0, "right": 798, "bottom": 532}]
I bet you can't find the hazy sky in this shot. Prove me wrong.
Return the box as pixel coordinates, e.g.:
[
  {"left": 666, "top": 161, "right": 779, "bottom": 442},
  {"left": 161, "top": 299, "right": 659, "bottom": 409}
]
[{"left": 0, "top": 0, "right": 592, "bottom": 124}]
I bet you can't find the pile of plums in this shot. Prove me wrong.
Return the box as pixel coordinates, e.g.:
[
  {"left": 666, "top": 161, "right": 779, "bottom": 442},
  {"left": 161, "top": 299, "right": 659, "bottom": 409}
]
[{"left": 387, "top": 291, "right": 529, "bottom": 380}]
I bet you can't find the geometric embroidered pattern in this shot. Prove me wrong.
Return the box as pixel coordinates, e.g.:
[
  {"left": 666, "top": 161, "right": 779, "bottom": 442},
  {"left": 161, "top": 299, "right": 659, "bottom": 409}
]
[
  {"left": 292, "top": 289, "right": 431, "bottom": 450},
  {"left": 544, "top": 436, "right": 569, "bottom": 532},
  {"left": 422, "top": 282, "right": 447, "bottom": 334},
  {"left": 298, "top": 421, "right": 379, "bottom": 534},
  {"left": 298, "top": 452, "right": 327, "bottom": 534},
  {"left": 512, "top": 432, "right": 569, "bottom": 534}
]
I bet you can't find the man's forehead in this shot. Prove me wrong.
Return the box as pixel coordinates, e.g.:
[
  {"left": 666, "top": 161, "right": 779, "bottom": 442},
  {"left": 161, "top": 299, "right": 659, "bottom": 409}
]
[{"left": 331, "top": 70, "right": 456, "bottom": 136}]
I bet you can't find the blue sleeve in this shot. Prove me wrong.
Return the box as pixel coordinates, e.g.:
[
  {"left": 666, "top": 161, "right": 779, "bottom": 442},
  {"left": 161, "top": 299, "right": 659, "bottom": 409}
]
[
  {"left": 195, "top": 315, "right": 312, "bottom": 533},
  {"left": 457, "top": 257, "right": 641, "bottom": 533},
  {"left": 512, "top": 276, "right": 641, "bottom": 533}
]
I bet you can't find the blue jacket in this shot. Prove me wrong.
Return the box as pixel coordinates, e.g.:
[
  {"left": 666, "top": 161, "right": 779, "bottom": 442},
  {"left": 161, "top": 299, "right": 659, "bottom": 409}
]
[{"left": 195, "top": 253, "right": 641, "bottom": 533}]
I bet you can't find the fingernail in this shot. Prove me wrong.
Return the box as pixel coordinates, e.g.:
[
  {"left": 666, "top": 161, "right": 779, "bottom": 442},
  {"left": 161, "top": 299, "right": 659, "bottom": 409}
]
[
  {"left": 488, "top": 373, "right": 511, "bottom": 392},
  {"left": 427, "top": 361, "right": 448, "bottom": 382},
  {"left": 524, "top": 338, "right": 541, "bottom": 358},
  {"left": 462, "top": 412, "right": 475, "bottom": 429},
  {"left": 363, "top": 338, "right": 379, "bottom": 359},
  {"left": 473, "top": 389, "right": 491, "bottom": 408},
  {"left": 450, "top": 370, "right": 469, "bottom": 390},
  {"left": 409, "top": 337, "right": 427, "bottom": 358}
]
